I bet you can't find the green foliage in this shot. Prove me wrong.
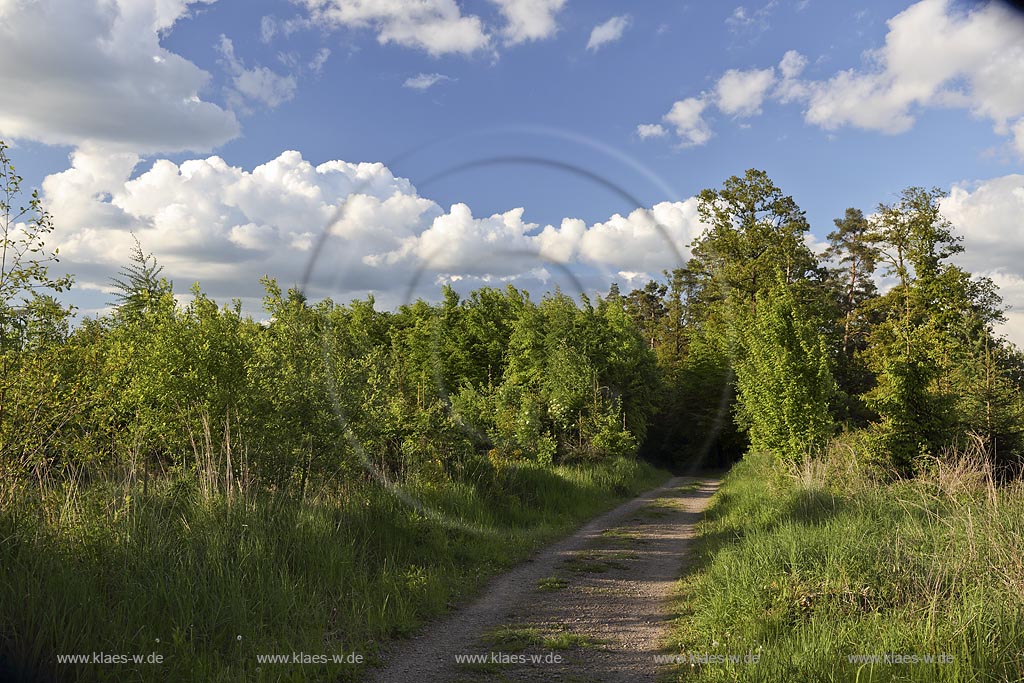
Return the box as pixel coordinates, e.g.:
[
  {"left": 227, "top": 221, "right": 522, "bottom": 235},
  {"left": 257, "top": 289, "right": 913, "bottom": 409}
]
[
  {"left": 733, "top": 282, "right": 837, "bottom": 461},
  {"left": 108, "top": 236, "right": 172, "bottom": 322},
  {"left": 0, "top": 140, "right": 75, "bottom": 473},
  {"left": 667, "top": 448, "right": 1024, "bottom": 682}
]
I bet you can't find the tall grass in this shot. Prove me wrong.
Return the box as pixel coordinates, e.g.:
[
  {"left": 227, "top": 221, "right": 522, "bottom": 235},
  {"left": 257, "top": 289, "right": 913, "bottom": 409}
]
[
  {"left": 666, "top": 443, "right": 1024, "bottom": 682},
  {"left": 0, "top": 458, "right": 666, "bottom": 682}
]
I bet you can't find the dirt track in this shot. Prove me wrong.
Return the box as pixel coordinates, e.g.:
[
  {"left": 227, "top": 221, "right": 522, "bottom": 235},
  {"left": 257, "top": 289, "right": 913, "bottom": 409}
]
[{"left": 366, "top": 476, "right": 720, "bottom": 683}]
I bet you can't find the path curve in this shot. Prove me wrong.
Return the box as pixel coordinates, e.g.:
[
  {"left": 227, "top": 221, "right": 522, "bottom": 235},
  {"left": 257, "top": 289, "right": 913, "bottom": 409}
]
[{"left": 367, "top": 475, "right": 719, "bottom": 683}]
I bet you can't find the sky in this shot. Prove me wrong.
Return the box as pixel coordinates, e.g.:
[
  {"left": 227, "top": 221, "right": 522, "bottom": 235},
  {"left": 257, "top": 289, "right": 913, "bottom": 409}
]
[{"left": 2, "top": 0, "right": 1024, "bottom": 343}]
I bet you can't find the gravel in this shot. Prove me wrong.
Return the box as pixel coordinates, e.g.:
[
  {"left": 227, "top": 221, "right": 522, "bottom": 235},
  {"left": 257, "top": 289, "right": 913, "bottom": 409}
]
[{"left": 366, "top": 476, "right": 720, "bottom": 683}]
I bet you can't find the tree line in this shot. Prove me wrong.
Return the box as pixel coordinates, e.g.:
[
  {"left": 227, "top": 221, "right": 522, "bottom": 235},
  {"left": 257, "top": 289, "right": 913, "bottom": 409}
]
[
  {"left": 2, "top": 138, "right": 1022, "bottom": 494},
  {"left": 634, "top": 170, "right": 1024, "bottom": 476}
]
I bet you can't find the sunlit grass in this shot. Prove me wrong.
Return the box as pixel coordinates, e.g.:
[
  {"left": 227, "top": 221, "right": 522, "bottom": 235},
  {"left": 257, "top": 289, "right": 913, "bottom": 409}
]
[{"left": 665, "top": 449, "right": 1024, "bottom": 682}]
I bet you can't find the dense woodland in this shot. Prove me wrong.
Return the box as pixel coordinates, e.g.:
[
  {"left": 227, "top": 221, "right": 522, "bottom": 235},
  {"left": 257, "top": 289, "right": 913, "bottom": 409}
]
[{"left": 2, "top": 139, "right": 1023, "bottom": 494}]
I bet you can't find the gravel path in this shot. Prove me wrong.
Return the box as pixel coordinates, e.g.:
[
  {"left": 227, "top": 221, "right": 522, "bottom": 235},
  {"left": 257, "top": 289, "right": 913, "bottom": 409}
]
[{"left": 366, "top": 476, "right": 719, "bottom": 683}]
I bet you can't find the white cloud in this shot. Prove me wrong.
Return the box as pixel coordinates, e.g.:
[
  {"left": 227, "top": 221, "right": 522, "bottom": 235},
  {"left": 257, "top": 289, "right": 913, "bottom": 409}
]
[
  {"left": 298, "top": 0, "right": 491, "bottom": 56},
  {"left": 375, "top": 198, "right": 705, "bottom": 278},
  {"left": 941, "top": 174, "right": 1024, "bottom": 346},
  {"left": 942, "top": 175, "right": 1024, "bottom": 277},
  {"left": 726, "top": 1, "right": 777, "bottom": 35},
  {"left": 43, "top": 149, "right": 709, "bottom": 308},
  {"left": 779, "top": 49, "right": 807, "bottom": 80},
  {"left": 492, "top": 0, "right": 567, "bottom": 45},
  {"left": 44, "top": 149, "right": 438, "bottom": 300},
  {"left": 0, "top": 0, "right": 239, "bottom": 154},
  {"left": 574, "top": 200, "right": 705, "bottom": 271},
  {"left": 217, "top": 35, "right": 297, "bottom": 109},
  {"left": 1012, "top": 119, "right": 1024, "bottom": 158},
  {"left": 636, "top": 123, "right": 667, "bottom": 139},
  {"left": 662, "top": 97, "right": 713, "bottom": 147},
  {"left": 715, "top": 67, "right": 776, "bottom": 117},
  {"left": 643, "top": 1, "right": 1024, "bottom": 155},
  {"left": 260, "top": 15, "right": 277, "bottom": 43},
  {"left": 803, "top": 0, "right": 1024, "bottom": 144},
  {"left": 403, "top": 73, "right": 453, "bottom": 91},
  {"left": 309, "top": 48, "right": 332, "bottom": 75},
  {"left": 586, "top": 14, "right": 631, "bottom": 52},
  {"left": 775, "top": 49, "right": 809, "bottom": 103}
]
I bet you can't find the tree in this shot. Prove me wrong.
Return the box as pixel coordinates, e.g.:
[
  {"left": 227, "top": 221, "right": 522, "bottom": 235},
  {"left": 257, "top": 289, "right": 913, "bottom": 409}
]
[
  {"left": 733, "top": 279, "right": 836, "bottom": 461},
  {"left": 0, "top": 140, "right": 74, "bottom": 448},
  {"left": 624, "top": 280, "right": 667, "bottom": 350},
  {"left": 824, "top": 208, "right": 879, "bottom": 358},
  {"left": 109, "top": 236, "right": 172, "bottom": 322},
  {"left": 692, "top": 169, "right": 820, "bottom": 318}
]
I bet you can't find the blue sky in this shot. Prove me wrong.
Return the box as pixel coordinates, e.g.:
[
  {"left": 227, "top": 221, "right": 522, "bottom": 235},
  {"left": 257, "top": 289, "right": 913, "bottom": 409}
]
[{"left": 2, "top": 0, "right": 1024, "bottom": 341}]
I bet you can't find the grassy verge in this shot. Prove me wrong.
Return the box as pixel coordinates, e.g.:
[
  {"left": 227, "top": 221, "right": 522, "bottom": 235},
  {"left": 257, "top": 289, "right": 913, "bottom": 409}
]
[
  {"left": 0, "top": 457, "right": 667, "bottom": 682},
  {"left": 665, "top": 449, "right": 1024, "bottom": 682}
]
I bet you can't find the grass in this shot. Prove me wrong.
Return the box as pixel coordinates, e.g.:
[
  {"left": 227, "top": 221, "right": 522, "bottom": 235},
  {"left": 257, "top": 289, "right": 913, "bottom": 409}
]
[
  {"left": 483, "top": 625, "right": 546, "bottom": 652},
  {"left": 536, "top": 576, "right": 569, "bottom": 592},
  {"left": 542, "top": 631, "right": 601, "bottom": 650},
  {"left": 484, "top": 624, "right": 600, "bottom": 652},
  {"left": 0, "top": 457, "right": 667, "bottom": 682},
  {"left": 665, "top": 447, "right": 1024, "bottom": 682},
  {"left": 599, "top": 527, "right": 647, "bottom": 547}
]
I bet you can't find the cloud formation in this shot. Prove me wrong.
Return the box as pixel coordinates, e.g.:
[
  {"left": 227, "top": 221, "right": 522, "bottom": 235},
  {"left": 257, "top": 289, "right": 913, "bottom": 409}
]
[
  {"left": 804, "top": 0, "right": 1024, "bottom": 138},
  {"left": 635, "top": 124, "right": 667, "bottom": 139},
  {"left": 298, "top": 0, "right": 491, "bottom": 56},
  {"left": 0, "top": 0, "right": 239, "bottom": 154},
  {"left": 715, "top": 67, "right": 776, "bottom": 117},
  {"left": 642, "top": 0, "right": 1024, "bottom": 156},
  {"left": 297, "top": 0, "right": 570, "bottom": 56},
  {"left": 40, "top": 148, "right": 1024, "bottom": 346},
  {"left": 661, "top": 98, "right": 713, "bottom": 147},
  {"left": 403, "top": 73, "right": 453, "bottom": 91},
  {"left": 43, "top": 150, "right": 706, "bottom": 308},
  {"left": 493, "top": 0, "right": 568, "bottom": 45},
  {"left": 217, "top": 35, "right": 298, "bottom": 110},
  {"left": 942, "top": 174, "right": 1024, "bottom": 345},
  {"left": 586, "top": 15, "right": 631, "bottom": 51}
]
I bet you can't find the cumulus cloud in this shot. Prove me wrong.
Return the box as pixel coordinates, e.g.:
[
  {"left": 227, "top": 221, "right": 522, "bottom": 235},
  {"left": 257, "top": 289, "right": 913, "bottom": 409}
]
[
  {"left": 636, "top": 123, "right": 667, "bottom": 139},
  {"left": 573, "top": 200, "right": 704, "bottom": 271},
  {"left": 586, "top": 14, "right": 631, "bottom": 51},
  {"left": 662, "top": 98, "right": 713, "bottom": 147},
  {"left": 217, "top": 35, "right": 298, "bottom": 110},
  {"left": 942, "top": 175, "right": 1024, "bottom": 277},
  {"left": 0, "top": 0, "right": 239, "bottom": 154},
  {"left": 403, "top": 73, "right": 453, "bottom": 91},
  {"left": 715, "top": 67, "right": 776, "bottom": 117},
  {"left": 649, "top": 53, "right": 794, "bottom": 147},
  {"left": 374, "top": 199, "right": 704, "bottom": 282},
  {"left": 802, "top": 0, "right": 1024, "bottom": 146},
  {"left": 296, "top": 0, "right": 570, "bottom": 55},
  {"left": 774, "top": 49, "right": 809, "bottom": 103},
  {"left": 1014, "top": 120, "right": 1024, "bottom": 158},
  {"left": 941, "top": 174, "right": 1024, "bottom": 346},
  {"left": 43, "top": 150, "right": 437, "bottom": 300},
  {"left": 643, "top": 1, "right": 1024, "bottom": 156},
  {"left": 297, "top": 0, "right": 491, "bottom": 56},
  {"left": 43, "top": 150, "right": 708, "bottom": 309},
  {"left": 492, "top": 0, "right": 567, "bottom": 45}
]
